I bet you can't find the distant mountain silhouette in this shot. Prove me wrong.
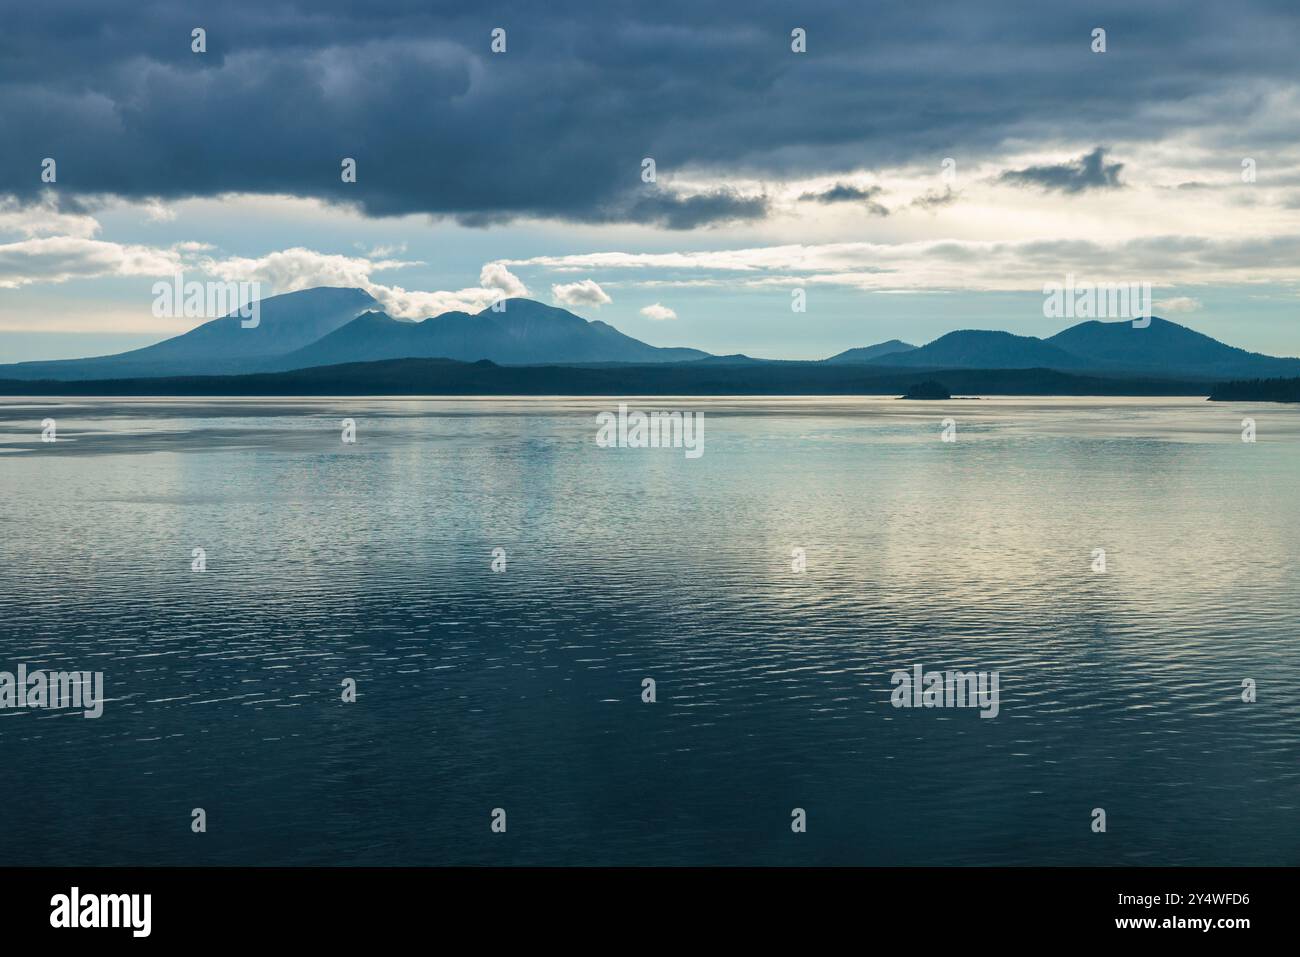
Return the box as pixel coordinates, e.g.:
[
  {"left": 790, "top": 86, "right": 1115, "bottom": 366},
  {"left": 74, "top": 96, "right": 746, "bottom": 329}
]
[
  {"left": 690, "top": 353, "right": 769, "bottom": 364},
  {"left": 1045, "top": 316, "right": 1300, "bottom": 379},
  {"left": 0, "top": 287, "right": 378, "bottom": 380},
  {"left": 861, "top": 329, "right": 1090, "bottom": 370},
  {"left": 4, "top": 285, "right": 1298, "bottom": 384},
  {"left": 831, "top": 318, "right": 1300, "bottom": 380},
  {"left": 275, "top": 299, "right": 708, "bottom": 368},
  {"left": 825, "top": 339, "right": 917, "bottom": 363}
]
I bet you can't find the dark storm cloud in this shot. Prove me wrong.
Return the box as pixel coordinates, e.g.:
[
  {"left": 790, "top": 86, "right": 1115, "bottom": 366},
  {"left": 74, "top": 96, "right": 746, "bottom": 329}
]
[
  {"left": 998, "top": 147, "right": 1125, "bottom": 193},
  {"left": 799, "top": 184, "right": 889, "bottom": 215},
  {"left": 1, "top": 0, "right": 1295, "bottom": 225},
  {"left": 622, "top": 188, "right": 770, "bottom": 229}
]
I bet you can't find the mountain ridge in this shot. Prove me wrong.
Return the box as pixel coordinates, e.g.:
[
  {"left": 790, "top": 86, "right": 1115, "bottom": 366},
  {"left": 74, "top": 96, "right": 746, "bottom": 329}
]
[
  {"left": 1044, "top": 316, "right": 1300, "bottom": 378},
  {"left": 827, "top": 317, "right": 1300, "bottom": 380},
  {"left": 0, "top": 291, "right": 708, "bottom": 379},
  {"left": 825, "top": 339, "right": 917, "bottom": 364},
  {"left": 0, "top": 287, "right": 379, "bottom": 380},
  {"left": 2, "top": 286, "right": 1297, "bottom": 383},
  {"left": 272, "top": 299, "right": 708, "bottom": 369},
  {"left": 852, "top": 329, "right": 1090, "bottom": 370}
]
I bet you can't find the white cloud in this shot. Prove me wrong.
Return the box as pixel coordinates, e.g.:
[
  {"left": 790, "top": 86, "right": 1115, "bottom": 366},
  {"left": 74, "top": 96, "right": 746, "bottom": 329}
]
[
  {"left": 0, "top": 236, "right": 183, "bottom": 288},
  {"left": 360, "top": 242, "right": 407, "bottom": 257},
  {"left": 505, "top": 235, "right": 1300, "bottom": 293},
  {"left": 366, "top": 263, "right": 527, "bottom": 317},
  {"left": 367, "top": 283, "right": 502, "bottom": 318},
  {"left": 0, "top": 196, "right": 101, "bottom": 240},
  {"left": 201, "top": 247, "right": 408, "bottom": 292},
  {"left": 203, "top": 249, "right": 528, "bottom": 318},
  {"left": 552, "top": 278, "right": 612, "bottom": 308},
  {"left": 640, "top": 302, "right": 677, "bottom": 321},
  {"left": 479, "top": 262, "right": 527, "bottom": 298},
  {"left": 0, "top": 226, "right": 532, "bottom": 321},
  {"left": 1153, "top": 296, "right": 1202, "bottom": 313},
  {"left": 142, "top": 199, "right": 177, "bottom": 223}
]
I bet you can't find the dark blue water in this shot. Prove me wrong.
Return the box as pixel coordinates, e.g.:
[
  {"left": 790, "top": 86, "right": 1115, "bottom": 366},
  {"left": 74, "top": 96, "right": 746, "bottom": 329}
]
[{"left": 1, "top": 396, "right": 1297, "bottom": 865}]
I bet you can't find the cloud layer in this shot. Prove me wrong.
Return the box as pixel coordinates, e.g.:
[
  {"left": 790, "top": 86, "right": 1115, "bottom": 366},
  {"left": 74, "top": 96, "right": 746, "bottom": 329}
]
[{"left": 3, "top": 1, "right": 1298, "bottom": 226}]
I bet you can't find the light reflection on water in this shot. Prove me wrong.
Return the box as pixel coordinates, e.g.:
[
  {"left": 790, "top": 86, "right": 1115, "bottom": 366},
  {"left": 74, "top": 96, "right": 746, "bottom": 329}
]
[{"left": 1, "top": 396, "right": 1297, "bottom": 865}]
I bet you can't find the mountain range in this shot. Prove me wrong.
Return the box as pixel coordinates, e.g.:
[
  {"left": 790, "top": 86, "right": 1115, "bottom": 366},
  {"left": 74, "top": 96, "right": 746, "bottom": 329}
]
[
  {"left": 281, "top": 302, "right": 708, "bottom": 368},
  {"left": 2, "top": 286, "right": 1297, "bottom": 386},
  {"left": 825, "top": 320, "right": 1300, "bottom": 380}
]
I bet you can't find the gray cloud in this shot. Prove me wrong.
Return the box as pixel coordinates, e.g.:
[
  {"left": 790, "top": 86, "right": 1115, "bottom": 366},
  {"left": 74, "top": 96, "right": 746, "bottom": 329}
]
[
  {"left": 998, "top": 147, "right": 1125, "bottom": 193},
  {"left": 621, "top": 188, "right": 770, "bottom": 229},
  {"left": 799, "top": 184, "right": 889, "bottom": 215},
  {"left": 910, "top": 186, "right": 958, "bottom": 210}
]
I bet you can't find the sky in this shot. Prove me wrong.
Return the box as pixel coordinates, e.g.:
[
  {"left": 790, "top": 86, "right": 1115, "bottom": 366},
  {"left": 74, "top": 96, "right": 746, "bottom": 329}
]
[{"left": 1, "top": 0, "right": 1298, "bottom": 362}]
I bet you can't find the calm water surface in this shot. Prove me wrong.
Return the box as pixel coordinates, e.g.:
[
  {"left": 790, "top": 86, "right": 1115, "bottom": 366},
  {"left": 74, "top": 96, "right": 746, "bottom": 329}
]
[{"left": 0, "top": 396, "right": 1297, "bottom": 865}]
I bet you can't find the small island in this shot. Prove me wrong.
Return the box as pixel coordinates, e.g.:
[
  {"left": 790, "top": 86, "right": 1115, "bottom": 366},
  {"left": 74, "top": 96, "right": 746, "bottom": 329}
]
[
  {"left": 1209, "top": 377, "right": 1300, "bottom": 403},
  {"left": 901, "top": 380, "right": 951, "bottom": 400}
]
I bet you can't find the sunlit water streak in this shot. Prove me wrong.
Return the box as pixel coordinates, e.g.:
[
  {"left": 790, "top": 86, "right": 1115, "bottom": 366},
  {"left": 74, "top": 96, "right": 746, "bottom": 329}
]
[{"left": 0, "top": 396, "right": 1297, "bottom": 865}]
